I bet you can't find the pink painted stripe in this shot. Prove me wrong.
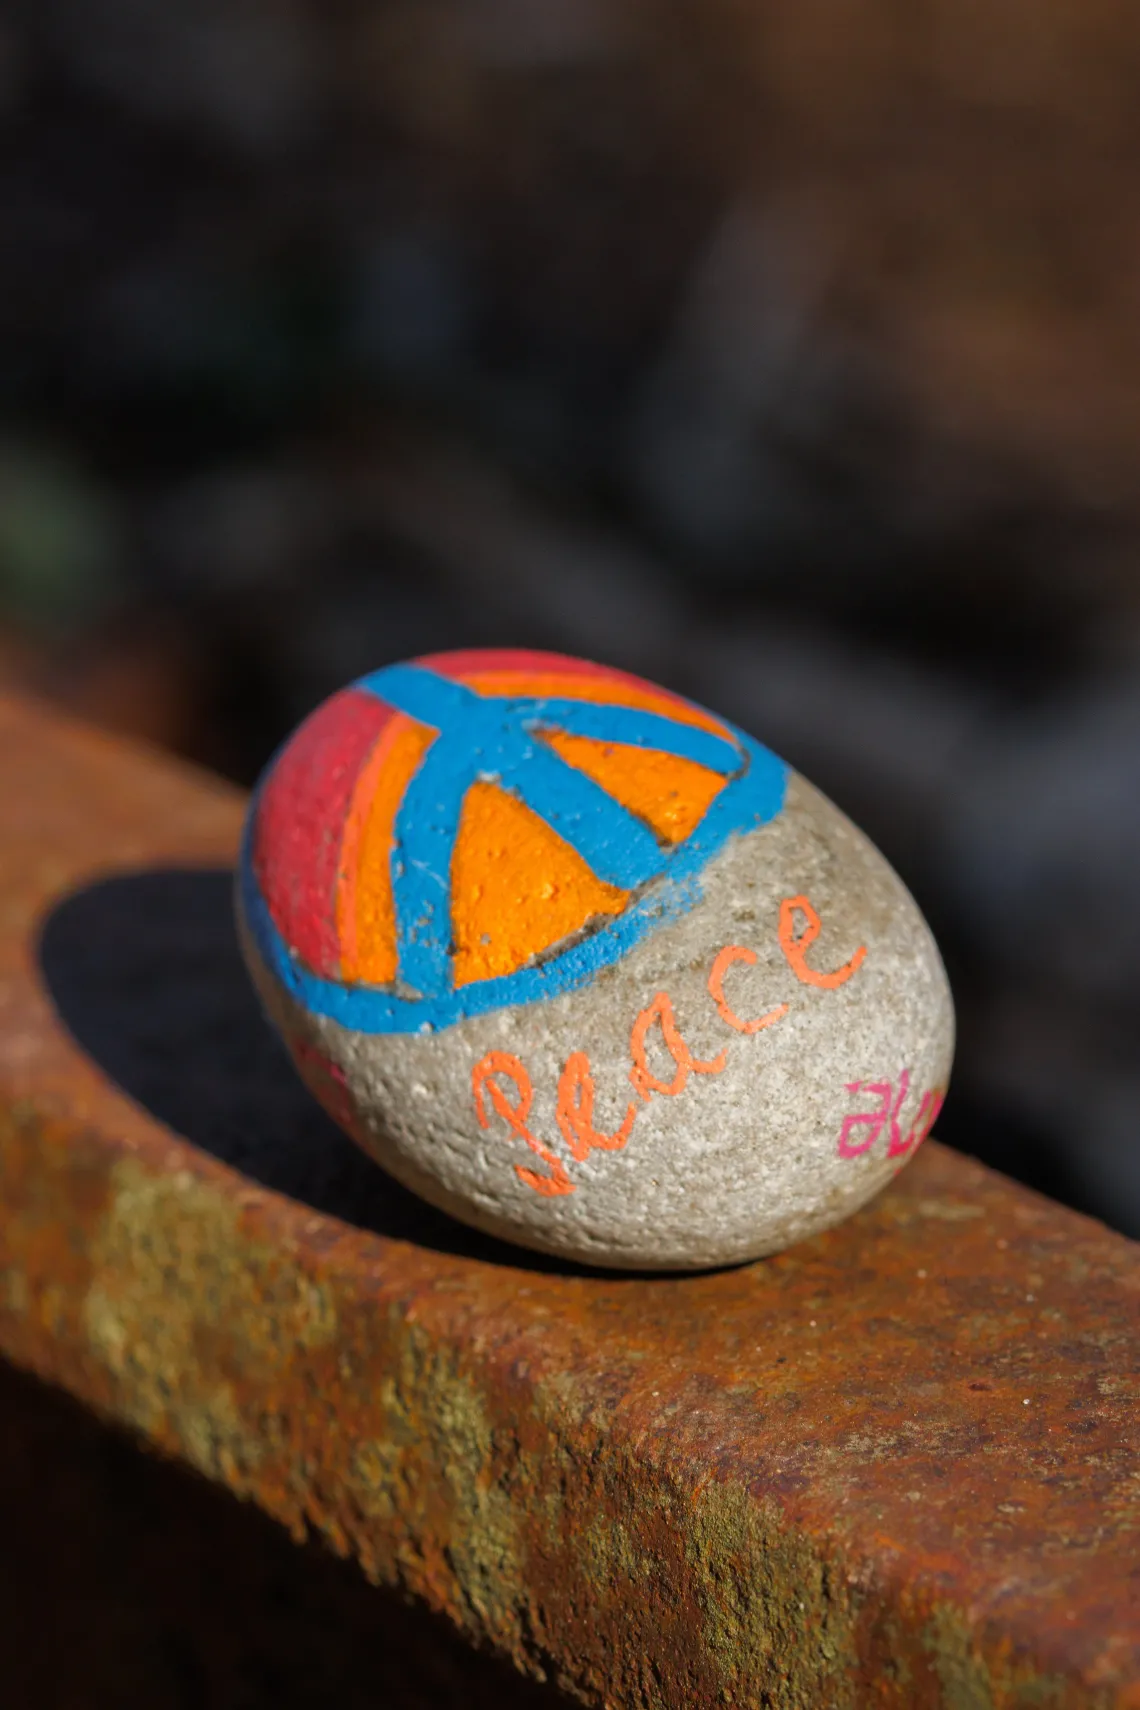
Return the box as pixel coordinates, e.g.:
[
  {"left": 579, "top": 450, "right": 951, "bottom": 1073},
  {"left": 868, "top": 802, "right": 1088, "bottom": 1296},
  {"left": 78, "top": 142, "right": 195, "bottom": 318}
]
[
  {"left": 417, "top": 647, "right": 696, "bottom": 704},
  {"left": 253, "top": 687, "right": 394, "bottom": 978}
]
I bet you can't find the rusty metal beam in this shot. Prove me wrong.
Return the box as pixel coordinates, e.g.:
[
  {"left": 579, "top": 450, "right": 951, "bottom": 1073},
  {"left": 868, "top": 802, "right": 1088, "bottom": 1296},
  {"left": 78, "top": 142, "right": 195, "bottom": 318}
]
[{"left": 0, "top": 690, "right": 1137, "bottom": 1708}]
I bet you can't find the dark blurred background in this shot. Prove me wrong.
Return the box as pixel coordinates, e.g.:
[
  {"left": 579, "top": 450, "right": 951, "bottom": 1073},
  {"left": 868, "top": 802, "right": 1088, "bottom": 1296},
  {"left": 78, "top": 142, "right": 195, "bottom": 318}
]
[{"left": 3, "top": 0, "right": 1140, "bottom": 1236}]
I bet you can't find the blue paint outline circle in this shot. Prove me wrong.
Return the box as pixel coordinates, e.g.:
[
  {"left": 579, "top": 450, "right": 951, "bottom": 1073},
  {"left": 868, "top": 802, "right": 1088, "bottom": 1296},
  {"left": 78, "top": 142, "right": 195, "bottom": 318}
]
[{"left": 240, "top": 677, "right": 788, "bottom": 1035}]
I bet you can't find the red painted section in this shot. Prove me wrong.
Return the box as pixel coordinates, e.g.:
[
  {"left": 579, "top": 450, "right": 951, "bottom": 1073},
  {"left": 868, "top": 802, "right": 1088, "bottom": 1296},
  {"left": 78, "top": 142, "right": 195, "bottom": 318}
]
[
  {"left": 418, "top": 647, "right": 682, "bottom": 698},
  {"left": 253, "top": 688, "right": 393, "bottom": 977},
  {"left": 419, "top": 647, "right": 601, "bottom": 678}
]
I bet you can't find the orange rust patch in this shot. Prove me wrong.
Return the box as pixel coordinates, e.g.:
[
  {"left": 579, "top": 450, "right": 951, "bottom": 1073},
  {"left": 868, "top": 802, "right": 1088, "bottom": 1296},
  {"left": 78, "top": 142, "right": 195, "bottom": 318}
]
[
  {"left": 542, "top": 731, "right": 727, "bottom": 845},
  {"left": 338, "top": 714, "right": 436, "bottom": 985},
  {"left": 450, "top": 781, "right": 628, "bottom": 987}
]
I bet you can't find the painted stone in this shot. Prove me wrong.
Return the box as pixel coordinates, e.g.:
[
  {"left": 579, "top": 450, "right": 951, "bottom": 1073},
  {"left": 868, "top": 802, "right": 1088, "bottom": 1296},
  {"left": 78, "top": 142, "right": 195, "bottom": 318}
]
[{"left": 238, "top": 648, "right": 954, "bottom": 1270}]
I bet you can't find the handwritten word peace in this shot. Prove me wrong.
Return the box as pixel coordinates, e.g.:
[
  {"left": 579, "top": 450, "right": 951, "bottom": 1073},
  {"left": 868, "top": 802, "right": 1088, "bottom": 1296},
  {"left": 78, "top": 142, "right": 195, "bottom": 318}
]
[
  {"left": 837, "top": 1072, "right": 944, "bottom": 1162},
  {"left": 472, "top": 894, "right": 865, "bottom": 1196}
]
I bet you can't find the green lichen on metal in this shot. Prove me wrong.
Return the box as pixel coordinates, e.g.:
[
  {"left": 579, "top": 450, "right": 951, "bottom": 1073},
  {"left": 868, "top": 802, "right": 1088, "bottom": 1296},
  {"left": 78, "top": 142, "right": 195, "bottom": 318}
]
[
  {"left": 82, "top": 1158, "right": 338, "bottom": 1485},
  {"left": 374, "top": 1330, "right": 529, "bottom": 1638},
  {"left": 920, "top": 1605, "right": 1083, "bottom": 1710},
  {"left": 923, "top": 1608, "right": 998, "bottom": 1710},
  {"left": 684, "top": 1480, "right": 859, "bottom": 1709}
]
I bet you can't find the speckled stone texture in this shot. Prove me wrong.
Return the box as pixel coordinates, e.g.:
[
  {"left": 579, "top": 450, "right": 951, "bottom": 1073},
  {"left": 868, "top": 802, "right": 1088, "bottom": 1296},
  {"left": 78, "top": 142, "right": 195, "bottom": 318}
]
[{"left": 240, "top": 774, "right": 954, "bottom": 1269}]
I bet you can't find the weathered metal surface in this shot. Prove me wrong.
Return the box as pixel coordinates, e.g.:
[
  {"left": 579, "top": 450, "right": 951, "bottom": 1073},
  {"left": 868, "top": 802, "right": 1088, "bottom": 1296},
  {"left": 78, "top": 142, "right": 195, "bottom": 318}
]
[
  {"left": 0, "top": 1357, "right": 573, "bottom": 1708},
  {"left": 0, "top": 689, "right": 1137, "bottom": 1708}
]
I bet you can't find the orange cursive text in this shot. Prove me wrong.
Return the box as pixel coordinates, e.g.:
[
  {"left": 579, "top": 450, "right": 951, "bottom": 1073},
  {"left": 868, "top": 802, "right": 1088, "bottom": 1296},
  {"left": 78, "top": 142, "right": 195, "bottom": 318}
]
[
  {"left": 778, "top": 895, "right": 866, "bottom": 990},
  {"left": 707, "top": 945, "right": 790, "bottom": 1035},
  {"left": 473, "top": 892, "right": 872, "bottom": 1195},
  {"left": 472, "top": 1050, "right": 575, "bottom": 1196},
  {"left": 629, "top": 991, "right": 728, "bottom": 1100}
]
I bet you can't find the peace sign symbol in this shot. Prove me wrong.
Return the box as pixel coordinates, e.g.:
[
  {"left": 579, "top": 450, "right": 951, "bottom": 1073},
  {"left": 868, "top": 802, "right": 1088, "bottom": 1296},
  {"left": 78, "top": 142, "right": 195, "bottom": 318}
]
[{"left": 242, "top": 650, "right": 787, "bottom": 1034}]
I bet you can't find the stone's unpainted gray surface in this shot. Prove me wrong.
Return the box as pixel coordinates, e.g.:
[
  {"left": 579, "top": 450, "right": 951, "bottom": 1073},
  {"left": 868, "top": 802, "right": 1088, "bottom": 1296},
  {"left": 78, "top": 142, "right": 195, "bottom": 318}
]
[{"left": 240, "top": 775, "right": 955, "bottom": 1270}]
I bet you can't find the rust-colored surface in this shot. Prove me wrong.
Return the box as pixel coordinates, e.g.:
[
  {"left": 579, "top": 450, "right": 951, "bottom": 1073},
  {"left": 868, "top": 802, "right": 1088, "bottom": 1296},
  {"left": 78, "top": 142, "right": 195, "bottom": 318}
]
[
  {"left": 0, "top": 1357, "right": 573, "bottom": 1710},
  {"left": 0, "top": 690, "right": 1137, "bottom": 1709}
]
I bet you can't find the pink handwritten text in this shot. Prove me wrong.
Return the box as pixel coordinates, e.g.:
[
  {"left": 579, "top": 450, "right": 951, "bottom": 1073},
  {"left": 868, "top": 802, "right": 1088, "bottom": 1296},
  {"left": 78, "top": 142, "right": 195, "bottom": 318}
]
[{"left": 838, "top": 1069, "right": 944, "bottom": 1161}]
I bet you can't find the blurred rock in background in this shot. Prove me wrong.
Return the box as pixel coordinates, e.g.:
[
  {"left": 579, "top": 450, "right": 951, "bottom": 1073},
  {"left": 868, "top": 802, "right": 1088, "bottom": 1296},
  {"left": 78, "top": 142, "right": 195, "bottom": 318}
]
[{"left": 2, "top": 0, "right": 1139, "bottom": 1231}]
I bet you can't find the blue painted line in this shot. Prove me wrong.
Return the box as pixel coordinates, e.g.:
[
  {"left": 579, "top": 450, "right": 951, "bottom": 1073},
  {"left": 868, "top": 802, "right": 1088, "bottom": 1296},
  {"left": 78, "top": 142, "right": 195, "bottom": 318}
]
[
  {"left": 523, "top": 698, "right": 742, "bottom": 774},
  {"left": 241, "top": 672, "right": 790, "bottom": 1034},
  {"left": 357, "top": 661, "right": 473, "bottom": 726},
  {"left": 496, "top": 733, "right": 665, "bottom": 891},
  {"left": 389, "top": 731, "right": 464, "bottom": 998},
  {"left": 362, "top": 662, "right": 681, "bottom": 937}
]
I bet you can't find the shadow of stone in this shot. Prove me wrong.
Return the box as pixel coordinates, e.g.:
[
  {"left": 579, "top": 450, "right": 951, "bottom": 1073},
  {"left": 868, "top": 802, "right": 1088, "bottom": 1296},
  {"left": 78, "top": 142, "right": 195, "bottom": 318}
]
[{"left": 37, "top": 867, "right": 563, "bottom": 1268}]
